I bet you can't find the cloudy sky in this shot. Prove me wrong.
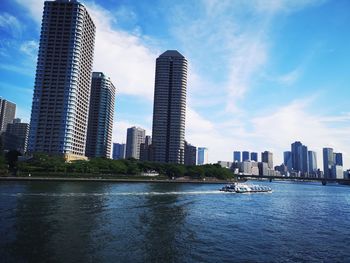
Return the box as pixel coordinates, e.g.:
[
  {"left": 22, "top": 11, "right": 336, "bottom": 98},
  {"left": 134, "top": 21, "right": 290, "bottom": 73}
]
[{"left": 0, "top": 0, "right": 349, "bottom": 168}]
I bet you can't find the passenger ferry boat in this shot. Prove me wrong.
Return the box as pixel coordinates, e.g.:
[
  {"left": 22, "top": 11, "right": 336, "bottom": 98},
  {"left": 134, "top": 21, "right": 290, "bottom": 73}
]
[{"left": 220, "top": 183, "right": 272, "bottom": 193}]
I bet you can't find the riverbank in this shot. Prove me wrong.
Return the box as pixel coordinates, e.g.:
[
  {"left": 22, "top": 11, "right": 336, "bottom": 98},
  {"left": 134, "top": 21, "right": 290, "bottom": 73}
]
[{"left": 0, "top": 176, "right": 233, "bottom": 184}]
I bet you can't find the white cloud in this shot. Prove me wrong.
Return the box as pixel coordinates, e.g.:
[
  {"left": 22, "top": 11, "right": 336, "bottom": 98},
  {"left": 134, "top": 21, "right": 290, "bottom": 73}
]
[
  {"left": 14, "top": 0, "right": 44, "bottom": 24},
  {"left": 20, "top": 40, "right": 39, "bottom": 58},
  {"left": 86, "top": 1, "right": 158, "bottom": 99},
  {"left": 0, "top": 13, "right": 22, "bottom": 38}
]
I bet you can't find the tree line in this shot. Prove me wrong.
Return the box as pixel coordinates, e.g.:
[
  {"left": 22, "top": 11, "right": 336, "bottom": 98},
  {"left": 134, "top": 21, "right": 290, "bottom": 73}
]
[{"left": 0, "top": 151, "right": 234, "bottom": 180}]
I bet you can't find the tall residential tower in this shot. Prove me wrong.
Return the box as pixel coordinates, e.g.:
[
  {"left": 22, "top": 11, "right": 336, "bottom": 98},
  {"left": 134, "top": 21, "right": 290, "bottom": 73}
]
[
  {"left": 28, "top": 0, "right": 95, "bottom": 160},
  {"left": 86, "top": 72, "right": 115, "bottom": 158},
  {"left": 151, "top": 50, "right": 187, "bottom": 164},
  {"left": 0, "top": 98, "right": 16, "bottom": 133}
]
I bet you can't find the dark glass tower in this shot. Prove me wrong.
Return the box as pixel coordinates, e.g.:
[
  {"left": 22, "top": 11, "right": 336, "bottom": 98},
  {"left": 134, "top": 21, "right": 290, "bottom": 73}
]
[
  {"left": 151, "top": 50, "right": 187, "bottom": 164},
  {"left": 28, "top": 0, "right": 95, "bottom": 160},
  {"left": 86, "top": 72, "right": 115, "bottom": 158}
]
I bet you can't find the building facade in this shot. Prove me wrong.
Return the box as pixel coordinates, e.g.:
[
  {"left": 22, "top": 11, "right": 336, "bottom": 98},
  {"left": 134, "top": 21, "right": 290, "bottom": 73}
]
[
  {"left": 125, "top": 127, "right": 145, "bottom": 159},
  {"left": 4, "top": 119, "right": 29, "bottom": 153},
  {"left": 197, "top": 147, "right": 208, "bottom": 165},
  {"left": 85, "top": 72, "right": 115, "bottom": 158},
  {"left": 151, "top": 50, "right": 187, "bottom": 164},
  {"left": 261, "top": 151, "right": 273, "bottom": 169},
  {"left": 250, "top": 152, "right": 258, "bottom": 162},
  {"left": 112, "top": 143, "right": 126, "bottom": 160},
  {"left": 308, "top": 151, "right": 317, "bottom": 174},
  {"left": 140, "top": 135, "right": 152, "bottom": 162},
  {"left": 0, "top": 98, "right": 16, "bottom": 133},
  {"left": 291, "top": 141, "right": 309, "bottom": 175},
  {"left": 233, "top": 151, "right": 241, "bottom": 162},
  {"left": 242, "top": 151, "right": 250, "bottom": 161},
  {"left": 28, "top": 0, "right": 95, "bottom": 160},
  {"left": 323, "top": 148, "right": 334, "bottom": 179},
  {"left": 283, "top": 151, "right": 292, "bottom": 171},
  {"left": 184, "top": 141, "right": 197, "bottom": 166}
]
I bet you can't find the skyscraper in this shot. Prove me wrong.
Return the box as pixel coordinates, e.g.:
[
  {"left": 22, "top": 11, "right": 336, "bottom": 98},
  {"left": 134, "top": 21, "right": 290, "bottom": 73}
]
[
  {"left": 197, "top": 147, "right": 208, "bottom": 165},
  {"left": 250, "top": 152, "right": 258, "bottom": 162},
  {"left": 85, "top": 72, "right": 115, "bottom": 158},
  {"left": 242, "top": 151, "right": 250, "bottom": 161},
  {"left": 233, "top": 151, "right": 241, "bottom": 162},
  {"left": 283, "top": 151, "right": 292, "bottom": 171},
  {"left": 308, "top": 151, "right": 317, "bottom": 174},
  {"left": 151, "top": 50, "right": 187, "bottom": 164},
  {"left": 28, "top": 0, "right": 95, "bottom": 161},
  {"left": 261, "top": 151, "right": 273, "bottom": 169},
  {"left": 291, "top": 141, "right": 309, "bottom": 175},
  {"left": 0, "top": 98, "right": 16, "bottom": 133},
  {"left": 125, "top": 127, "right": 145, "bottom": 159},
  {"left": 112, "top": 143, "right": 126, "bottom": 160},
  {"left": 323, "top": 148, "right": 334, "bottom": 179}
]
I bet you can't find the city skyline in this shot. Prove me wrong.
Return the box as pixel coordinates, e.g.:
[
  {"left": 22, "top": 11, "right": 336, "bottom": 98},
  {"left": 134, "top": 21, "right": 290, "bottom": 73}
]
[{"left": 1, "top": 0, "right": 350, "bottom": 167}]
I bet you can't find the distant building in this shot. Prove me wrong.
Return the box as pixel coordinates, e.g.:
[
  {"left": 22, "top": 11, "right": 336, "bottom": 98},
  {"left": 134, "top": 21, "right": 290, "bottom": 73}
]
[
  {"left": 261, "top": 151, "right": 273, "bottom": 169},
  {"left": 28, "top": 0, "right": 96, "bottom": 160},
  {"left": 126, "top": 127, "right": 145, "bottom": 159},
  {"left": 151, "top": 50, "right": 187, "bottom": 164},
  {"left": 140, "top": 136, "right": 152, "bottom": 162},
  {"left": 112, "top": 143, "right": 126, "bottom": 160},
  {"left": 258, "top": 162, "right": 269, "bottom": 176},
  {"left": 308, "top": 151, "right": 317, "bottom": 174},
  {"left": 291, "top": 141, "right": 309, "bottom": 175},
  {"left": 86, "top": 72, "right": 115, "bottom": 158},
  {"left": 218, "top": 161, "right": 232, "bottom": 169},
  {"left": 3, "top": 119, "right": 29, "bottom": 153},
  {"left": 0, "top": 98, "right": 16, "bottom": 133},
  {"left": 332, "top": 165, "right": 344, "bottom": 179},
  {"left": 242, "top": 151, "right": 250, "bottom": 161},
  {"left": 334, "top": 152, "right": 343, "bottom": 166},
  {"left": 184, "top": 141, "right": 197, "bottom": 166},
  {"left": 250, "top": 152, "right": 258, "bottom": 162},
  {"left": 283, "top": 151, "right": 292, "bottom": 171},
  {"left": 233, "top": 151, "right": 241, "bottom": 162},
  {"left": 323, "top": 148, "right": 334, "bottom": 179},
  {"left": 197, "top": 147, "right": 208, "bottom": 165},
  {"left": 240, "top": 161, "right": 252, "bottom": 175}
]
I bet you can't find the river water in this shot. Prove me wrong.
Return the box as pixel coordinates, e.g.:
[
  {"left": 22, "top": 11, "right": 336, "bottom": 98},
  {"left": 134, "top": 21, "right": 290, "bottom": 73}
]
[{"left": 1, "top": 181, "right": 350, "bottom": 262}]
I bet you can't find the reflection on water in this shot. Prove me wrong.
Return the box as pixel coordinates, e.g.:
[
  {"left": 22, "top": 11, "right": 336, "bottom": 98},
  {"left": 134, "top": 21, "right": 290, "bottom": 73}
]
[
  {"left": 141, "top": 183, "right": 191, "bottom": 262},
  {"left": 1, "top": 181, "right": 350, "bottom": 262}
]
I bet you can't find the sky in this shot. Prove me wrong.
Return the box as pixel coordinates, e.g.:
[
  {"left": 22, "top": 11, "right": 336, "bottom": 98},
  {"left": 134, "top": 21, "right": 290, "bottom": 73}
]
[{"left": 0, "top": 0, "right": 350, "bottom": 168}]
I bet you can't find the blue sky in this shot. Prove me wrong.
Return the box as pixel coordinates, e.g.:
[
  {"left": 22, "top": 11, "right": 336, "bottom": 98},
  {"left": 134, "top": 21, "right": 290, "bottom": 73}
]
[{"left": 1, "top": 0, "right": 349, "bottom": 168}]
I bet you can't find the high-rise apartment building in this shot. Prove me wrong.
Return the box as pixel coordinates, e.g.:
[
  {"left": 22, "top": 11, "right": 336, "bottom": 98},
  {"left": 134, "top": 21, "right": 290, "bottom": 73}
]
[
  {"left": 85, "top": 72, "right": 115, "bottom": 158},
  {"left": 197, "top": 147, "right": 208, "bottom": 165},
  {"left": 112, "top": 143, "right": 125, "bottom": 160},
  {"left": 261, "top": 151, "right": 273, "bottom": 169},
  {"left": 184, "top": 141, "right": 197, "bottom": 166},
  {"left": 151, "top": 50, "right": 187, "bottom": 164},
  {"left": 308, "top": 151, "right": 317, "bottom": 173},
  {"left": 125, "top": 127, "right": 145, "bottom": 159},
  {"left": 28, "top": 0, "right": 95, "bottom": 161},
  {"left": 0, "top": 98, "right": 16, "bottom": 133},
  {"left": 242, "top": 151, "right": 250, "bottom": 161},
  {"left": 4, "top": 119, "right": 30, "bottom": 153},
  {"left": 283, "top": 151, "right": 292, "bottom": 171},
  {"left": 323, "top": 148, "right": 334, "bottom": 179},
  {"left": 250, "top": 152, "right": 258, "bottom": 162},
  {"left": 233, "top": 151, "right": 241, "bottom": 162}
]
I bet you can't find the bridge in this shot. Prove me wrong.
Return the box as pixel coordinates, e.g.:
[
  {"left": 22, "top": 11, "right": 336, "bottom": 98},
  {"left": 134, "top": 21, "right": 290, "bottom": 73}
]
[{"left": 234, "top": 174, "right": 350, "bottom": 185}]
